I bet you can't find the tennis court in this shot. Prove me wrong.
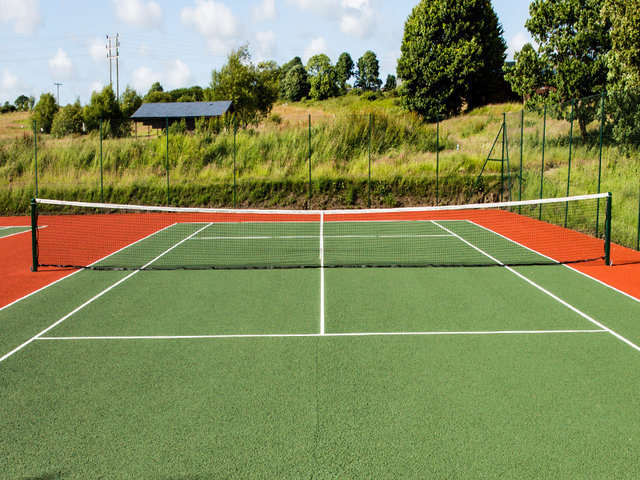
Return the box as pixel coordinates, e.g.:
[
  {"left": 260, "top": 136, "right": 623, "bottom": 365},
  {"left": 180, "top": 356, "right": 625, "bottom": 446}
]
[
  {"left": 1, "top": 194, "right": 640, "bottom": 478},
  {"left": 0, "top": 225, "right": 30, "bottom": 239}
]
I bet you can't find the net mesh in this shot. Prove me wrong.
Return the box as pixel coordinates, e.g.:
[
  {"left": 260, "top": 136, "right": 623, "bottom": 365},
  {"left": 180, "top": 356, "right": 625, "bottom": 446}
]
[{"left": 32, "top": 194, "right": 610, "bottom": 270}]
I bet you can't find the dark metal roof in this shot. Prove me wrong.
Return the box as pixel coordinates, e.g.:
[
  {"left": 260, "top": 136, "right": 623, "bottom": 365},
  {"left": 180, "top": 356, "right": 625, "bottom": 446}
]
[{"left": 131, "top": 101, "right": 232, "bottom": 119}]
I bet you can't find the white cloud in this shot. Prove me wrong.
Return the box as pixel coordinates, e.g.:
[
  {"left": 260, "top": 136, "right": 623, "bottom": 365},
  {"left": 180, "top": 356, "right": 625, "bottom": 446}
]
[
  {"left": 132, "top": 66, "right": 158, "bottom": 93},
  {"left": 88, "top": 37, "right": 105, "bottom": 65},
  {"left": 48, "top": 48, "right": 75, "bottom": 80},
  {"left": 256, "top": 30, "right": 276, "bottom": 59},
  {"left": 180, "top": 0, "right": 243, "bottom": 54},
  {"left": 339, "top": 0, "right": 378, "bottom": 38},
  {"left": 112, "top": 0, "right": 163, "bottom": 29},
  {"left": 137, "top": 43, "right": 151, "bottom": 57},
  {"left": 508, "top": 32, "right": 537, "bottom": 60},
  {"left": 287, "top": 0, "right": 338, "bottom": 16},
  {"left": 303, "top": 37, "right": 329, "bottom": 63},
  {"left": 0, "top": 0, "right": 42, "bottom": 34},
  {"left": 1, "top": 68, "right": 20, "bottom": 93},
  {"left": 252, "top": 0, "right": 276, "bottom": 22},
  {"left": 165, "top": 59, "right": 192, "bottom": 89}
]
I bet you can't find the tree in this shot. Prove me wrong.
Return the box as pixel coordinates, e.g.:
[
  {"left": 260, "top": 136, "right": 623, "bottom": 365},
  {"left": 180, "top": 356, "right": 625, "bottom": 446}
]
[
  {"left": 31, "top": 93, "right": 59, "bottom": 133},
  {"left": 503, "top": 43, "right": 551, "bottom": 102},
  {"left": 282, "top": 64, "right": 310, "bottom": 101},
  {"left": 383, "top": 74, "right": 397, "bottom": 92},
  {"left": 208, "top": 45, "right": 277, "bottom": 126},
  {"left": 120, "top": 86, "right": 143, "bottom": 118},
  {"left": 525, "top": 0, "right": 611, "bottom": 136},
  {"left": 1, "top": 101, "right": 16, "bottom": 113},
  {"left": 51, "top": 100, "right": 84, "bottom": 137},
  {"left": 397, "top": 0, "right": 507, "bottom": 120},
  {"left": 83, "top": 85, "right": 124, "bottom": 136},
  {"left": 279, "top": 57, "right": 304, "bottom": 99},
  {"left": 355, "top": 51, "right": 382, "bottom": 91},
  {"left": 14, "top": 95, "right": 30, "bottom": 111},
  {"left": 604, "top": 0, "right": 640, "bottom": 145},
  {"left": 336, "top": 52, "right": 355, "bottom": 92},
  {"left": 306, "top": 54, "right": 338, "bottom": 100}
]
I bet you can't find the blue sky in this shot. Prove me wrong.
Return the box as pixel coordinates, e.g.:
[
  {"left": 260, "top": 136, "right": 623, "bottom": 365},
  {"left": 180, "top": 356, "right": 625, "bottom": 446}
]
[{"left": 0, "top": 0, "right": 534, "bottom": 106}]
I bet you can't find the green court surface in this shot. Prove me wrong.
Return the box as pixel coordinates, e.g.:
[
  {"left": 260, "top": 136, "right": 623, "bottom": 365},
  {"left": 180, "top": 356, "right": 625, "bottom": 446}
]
[
  {"left": 0, "top": 226, "right": 30, "bottom": 238},
  {"left": 2, "top": 220, "right": 640, "bottom": 478}
]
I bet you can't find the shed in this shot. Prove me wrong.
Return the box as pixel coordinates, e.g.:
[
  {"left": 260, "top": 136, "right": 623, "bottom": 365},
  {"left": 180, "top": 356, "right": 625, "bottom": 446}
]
[{"left": 131, "top": 101, "right": 233, "bottom": 130}]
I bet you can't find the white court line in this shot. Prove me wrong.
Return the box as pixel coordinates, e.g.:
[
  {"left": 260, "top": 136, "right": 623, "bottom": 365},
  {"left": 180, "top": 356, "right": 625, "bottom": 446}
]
[
  {"left": 432, "top": 221, "right": 640, "bottom": 353},
  {"left": 37, "top": 329, "right": 606, "bottom": 341},
  {"left": 468, "top": 220, "right": 640, "bottom": 305},
  {"left": 320, "top": 212, "right": 325, "bottom": 335},
  {"left": 0, "top": 223, "right": 212, "bottom": 364},
  {"left": 191, "top": 234, "right": 454, "bottom": 240},
  {"left": 0, "top": 225, "right": 47, "bottom": 240}
]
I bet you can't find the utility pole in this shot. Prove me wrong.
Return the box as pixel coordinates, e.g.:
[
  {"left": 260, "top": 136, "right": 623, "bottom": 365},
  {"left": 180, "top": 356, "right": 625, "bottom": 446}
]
[
  {"left": 106, "top": 34, "right": 120, "bottom": 100},
  {"left": 54, "top": 82, "right": 62, "bottom": 105}
]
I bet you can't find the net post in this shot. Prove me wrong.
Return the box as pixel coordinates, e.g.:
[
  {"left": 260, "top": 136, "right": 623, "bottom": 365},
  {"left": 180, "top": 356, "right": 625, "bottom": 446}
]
[
  {"left": 34, "top": 119, "right": 38, "bottom": 197},
  {"left": 605, "top": 193, "right": 612, "bottom": 266},
  {"left": 30, "top": 198, "right": 38, "bottom": 272}
]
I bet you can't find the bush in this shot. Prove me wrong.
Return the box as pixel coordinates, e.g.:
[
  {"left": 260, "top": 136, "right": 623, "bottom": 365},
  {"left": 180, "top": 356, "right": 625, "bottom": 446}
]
[{"left": 51, "top": 101, "right": 84, "bottom": 138}]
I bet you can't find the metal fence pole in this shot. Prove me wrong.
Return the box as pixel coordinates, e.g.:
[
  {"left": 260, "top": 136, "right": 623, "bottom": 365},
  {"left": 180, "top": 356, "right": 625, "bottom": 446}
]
[
  {"left": 308, "top": 114, "right": 312, "bottom": 207},
  {"left": 637, "top": 182, "right": 640, "bottom": 251},
  {"left": 233, "top": 119, "right": 237, "bottom": 208},
  {"left": 500, "top": 113, "right": 506, "bottom": 202},
  {"left": 596, "top": 92, "right": 605, "bottom": 237},
  {"left": 539, "top": 104, "right": 547, "bottom": 220},
  {"left": 368, "top": 113, "right": 372, "bottom": 208},
  {"left": 565, "top": 99, "right": 575, "bottom": 227},
  {"left": 166, "top": 117, "right": 170, "bottom": 206},
  {"left": 99, "top": 119, "right": 104, "bottom": 202},
  {"left": 519, "top": 110, "right": 524, "bottom": 213},
  {"left": 34, "top": 120, "right": 38, "bottom": 197},
  {"left": 436, "top": 112, "right": 440, "bottom": 205}
]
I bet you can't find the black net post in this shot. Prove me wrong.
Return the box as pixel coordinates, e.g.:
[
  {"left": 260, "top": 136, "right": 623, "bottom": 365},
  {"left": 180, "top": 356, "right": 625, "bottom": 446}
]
[
  {"left": 30, "top": 198, "right": 38, "bottom": 272},
  {"left": 605, "top": 193, "right": 612, "bottom": 265},
  {"left": 34, "top": 120, "right": 38, "bottom": 197}
]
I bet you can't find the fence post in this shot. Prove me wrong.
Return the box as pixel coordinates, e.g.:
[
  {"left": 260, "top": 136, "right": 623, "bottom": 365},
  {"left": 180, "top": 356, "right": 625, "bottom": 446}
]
[
  {"left": 519, "top": 110, "right": 524, "bottom": 213},
  {"left": 436, "top": 111, "right": 440, "bottom": 205},
  {"left": 34, "top": 120, "right": 38, "bottom": 197},
  {"left": 368, "top": 113, "right": 372, "bottom": 208},
  {"left": 500, "top": 113, "right": 506, "bottom": 202},
  {"left": 308, "top": 114, "right": 312, "bottom": 207},
  {"left": 99, "top": 119, "right": 104, "bottom": 202},
  {"left": 233, "top": 118, "right": 237, "bottom": 208},
  {"left": 637, "top": 182, "right": 640, "bottom": 251},
  {"left": 565, "top": 99, "right": 575, "bottom": 227},
  {"left": 596, "top": 92, "right": 605, "bottom": 236},
  {"left": 539, "top": 104, "right": 547, "bottom": 220},
  {"left": 166, "top": 117, "right": 170, "bottom": 206}
]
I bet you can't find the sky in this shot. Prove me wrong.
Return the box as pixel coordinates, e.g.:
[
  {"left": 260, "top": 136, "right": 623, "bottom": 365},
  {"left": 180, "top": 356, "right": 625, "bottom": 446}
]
[{"left": 0, "top": 0, "right": 535, "bottom": 106}]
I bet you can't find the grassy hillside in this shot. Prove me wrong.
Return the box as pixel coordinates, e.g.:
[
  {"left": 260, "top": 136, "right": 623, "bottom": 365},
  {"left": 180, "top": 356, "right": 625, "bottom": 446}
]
[{"left": 0, "top": 93, "right": 638, "bottom": 249}]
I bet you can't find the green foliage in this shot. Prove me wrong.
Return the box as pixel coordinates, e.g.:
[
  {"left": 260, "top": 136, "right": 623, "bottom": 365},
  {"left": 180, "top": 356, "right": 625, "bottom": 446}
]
[
  {"left": 397, "top": 0, "right": 507, "bottom": 120},
  {"left": 51, "top": 100, "right": 84, "bottom": 138},
  {"left": 14, "top": 95, "right": 30, "bottom": 111},
  {"left": 278, "top": 57, "right": 304, "bottom": 99},
  {"left": 307, "top": 54, "right": 338, "bottom": 100},
  {"left": 168, "top": 118, "right": 188, "bottom": 135},
  {"left": 355, "top": 51, "right": 382, "bottom": 91},
  {"left": 282, "top": 64, "right": 310, "bottom": 102},
  {"left": 1, "top": 102, "right": 16, "bottom": 113},
  {"left": 120, "top": 86, "right": 143, "bottom": 118},
  {"left": 31, "top": 93, "right": 59, "bottom": 133},
  {"left": 83, "top": 86, "right": 127, "bottom": 137},
  {"left": 383, "top": 74, "right": 397, "bottom": 92},
  {"left": 504, "top": 43, "right": 551, "bottom": 102},
  {"left": 208, "top": 45, "right": 278, "bottom": 127},
  {"left": 525, "top": 0, "right": 610, "bottom": 136},
  {"left": 604, "top": 0, "right": 640, "bottom": 145},
  {"left": 336, "top": 52, "right": 355, "bottom": 91}
]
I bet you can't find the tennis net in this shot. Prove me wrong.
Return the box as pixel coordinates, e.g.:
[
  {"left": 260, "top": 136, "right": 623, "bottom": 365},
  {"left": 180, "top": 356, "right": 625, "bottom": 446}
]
[{"left": 30, "top": 193, "right": 611, "bottom": 271}]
